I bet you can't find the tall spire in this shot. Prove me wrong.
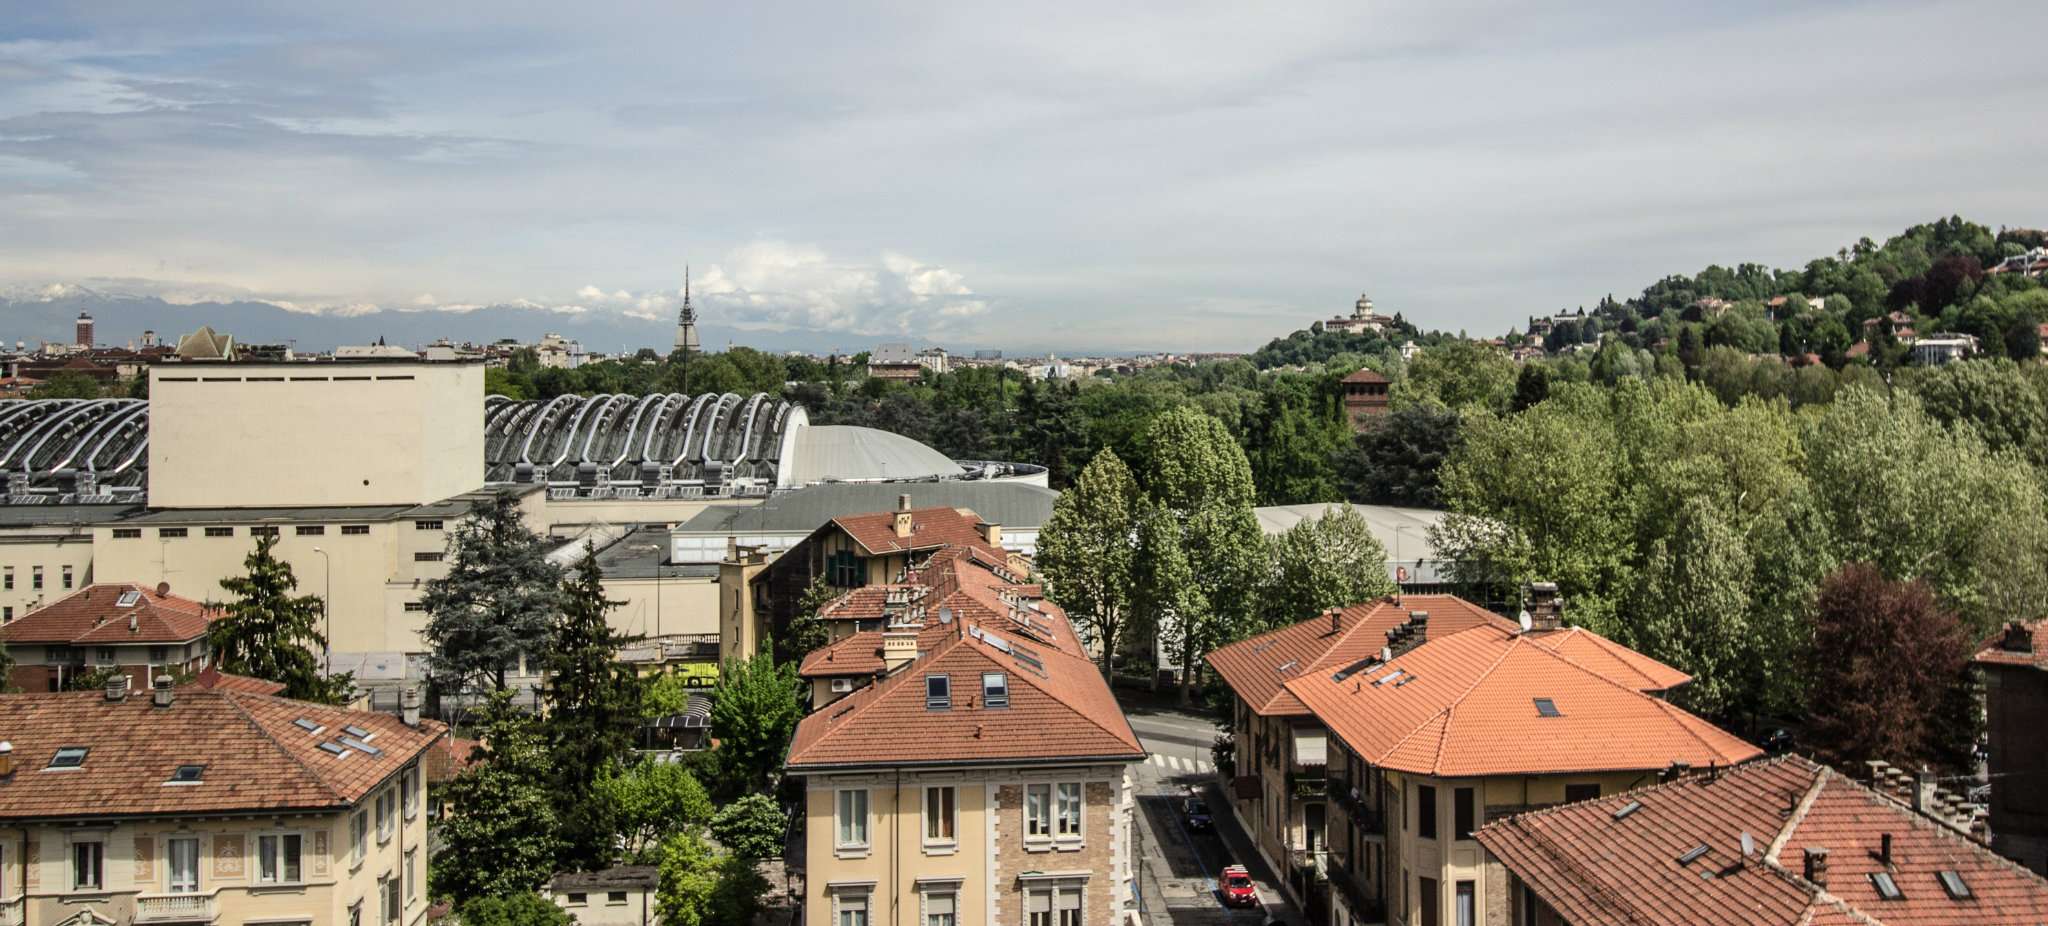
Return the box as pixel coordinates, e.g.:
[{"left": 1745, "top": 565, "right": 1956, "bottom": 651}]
[{"left": 674, "top": 264, "right": 701, "bottom": 355}]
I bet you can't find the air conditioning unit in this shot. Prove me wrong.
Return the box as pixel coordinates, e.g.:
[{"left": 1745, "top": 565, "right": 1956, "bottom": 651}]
[{"left": 830, "top": 678, "right": 854, "bottom": 694}]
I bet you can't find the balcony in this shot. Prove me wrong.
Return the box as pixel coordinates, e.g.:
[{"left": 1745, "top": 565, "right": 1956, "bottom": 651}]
[
  {"left": 0, "top": 897, "right": 21, "bottom": 926},
  {"left": 1288, "top": 771, "right": 1327, "bottom": 801},
  {"left": 1327, "top": 781, "right": 1385, "bottom": 836},
  {"left": 1326, "top": 866, "right": 1387, "bottom": 926},
  {"left": 136, "top": 892, "right": 219, "bottom": 923}
]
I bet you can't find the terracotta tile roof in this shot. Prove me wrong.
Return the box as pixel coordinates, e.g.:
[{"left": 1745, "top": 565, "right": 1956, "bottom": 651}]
[
  {"left": 802, "top": 546, "right": 1084, "bottom": 680},
  {"left": 1206, "top": 596, "right": 1518, "bottom": 717},
  {"left": 786, "top": 544, "right": 1140, "bottom": 771},
  {"left": 1478, "top": 755, "right": 2048, "bottom": 925},
  {"left": 831, "top": 505, "right": 1002, "bottom": 557},
  {"left": 1341, "top": 368, "right": 1390, "bottom": 384},
  {"left": 423, "top": 735, "right": 480, "bottom": 784},
  {"left": 181, "top": 664, "right": 287, "bottom": 696},
  {"left": 0, "top": 584, "right": 220, "bottom": 646},
  {"left": 1973, "top": 620, "right": 2048, "bottom": 671},
  {"left": 1524, "top": 626, "right": 1692, "bottom": 692},
  {"left": 1284, "top": 624, "right": 1759, "bottom": 777},
  {"left": 0, "top": 689, "right": 443, "bottom": 820}
]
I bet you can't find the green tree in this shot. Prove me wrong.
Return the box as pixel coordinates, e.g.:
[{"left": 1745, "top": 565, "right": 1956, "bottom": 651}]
[
  {"left": 597, "top": 759, "right": 715, "bottom": 861},
  {"left": 544, "top": 546, "right": 647, "bottom": 869},
  {"left": 1621, "top": 499, "right": 1753, "bottom": 718},
  {"left": 709, "top": 793, "right": 787, "bottom": 861},
  {"left": 1137, "top": 408, "right": 1266, "bottom": 702},
  {"left": 707, "top": 654, "right": 802, "bottom": 799},
  {"left": 654, "top": 832, "right": 767, "bottom": 926},
  {"left": 1510, "top": 363, "right": 1551, "bottom": 412},
  {"left": 1392, "top": 340, "right": 1515, "bottom": 413},
  {"left": 777, "top": 576, "right": 839, "bottom": 665},
  {"left": 1035, "top": 449, "right": 1140, "bottom": 674},
  {"left": 433, "top": 692, "right": 562, "bottom": 904},
  {"left": 422, "top": 494, "right": 567, "bottom": 708},
  {"left": 1242, "top": 375, "right": 1349, "bottom": 504},
  {"left": 1334, "top": 404, "right": 1462, "bottom": 507},
  {"left": 29, "top": 372, "right": 103, "bottom": 399},
  {"left": 454, "top": 893, "right": 575, "bottom": 926},
  {"left": 1264, "top": 505, "right": 1397, "bottom": 627},
  {"left": 209, "top": 533, "right": 354, "bottom": 704}
]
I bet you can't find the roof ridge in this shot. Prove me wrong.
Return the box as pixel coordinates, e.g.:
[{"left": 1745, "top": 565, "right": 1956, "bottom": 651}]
[
  {"left": 1511, "top": 629, "right": 1737, "bottom": 756},
  {"left": 1765, "top": 763, "right": 1830, "bottom": 864},
  {"left": 221, "top": 690, "right": 347, "bottom": 806},
  {"left": 1508, "top": 808, "right": 1664, "bottom": 926},
  {"left": 786, "top": 631, "right": 979, "bottom": 764},
  {"left": 1003, "top": 645, "right": 1142, "bottom": 754}
]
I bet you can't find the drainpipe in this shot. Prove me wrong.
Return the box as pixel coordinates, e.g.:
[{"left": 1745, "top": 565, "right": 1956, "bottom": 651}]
[
  {"left": 17, "top": 825, "right": 28, "bottom": 926},
  {"left": 893, "top": 770, "right": 902, "bottom": 926}
]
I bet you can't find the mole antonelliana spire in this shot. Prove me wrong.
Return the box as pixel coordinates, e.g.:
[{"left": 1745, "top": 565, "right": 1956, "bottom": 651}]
[{"left": 674, "top": 265, "right": 701, "bottom": 355}]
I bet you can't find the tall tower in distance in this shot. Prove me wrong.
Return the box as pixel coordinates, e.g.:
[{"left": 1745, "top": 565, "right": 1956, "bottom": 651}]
[
  {"left": 674, "top": 266, "right": 701, "bottom": 355},
  {"left": 75, "top": 312, "right": 94, "bottom": 348}
]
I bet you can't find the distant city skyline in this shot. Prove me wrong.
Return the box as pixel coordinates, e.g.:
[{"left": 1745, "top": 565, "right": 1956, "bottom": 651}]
[{"left": 4, "top": 2, "right": 2047, "bottom": 352}]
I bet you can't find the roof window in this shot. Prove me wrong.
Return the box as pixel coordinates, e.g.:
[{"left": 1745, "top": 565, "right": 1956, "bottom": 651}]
[
  {"left": 318, "top": 741, "right": 350, "bottom": 757},
  {"left": 1373, "top": 669, "right": 1404, "bottom": 687},
  {"left": 1611, "top": 801, "right": 1642, "bottom": 821},
  {"left": 982, "top": 672, "right": 1009, "bottom": 708},
  {"left": 1870, "top": 871, "right": 1904, "bottom": 901},
  {"left": 166, "top": 764, "right": 204, "bottom": 784},
  {"left": 339, "top": 736, "right": 382, "bottom": 756},
  {"left": 48, "top": 747, "right": 88, "bottom": 769},
  {"left": 293, "top": 718, "right": 326, "bottom": 736},
  {"left": 925, "top": 674, "right": 951, "bottom": 710},
  {"left": 1677, "top": 844, "right": 1709, "bottom": 866},
  {"left": 116, "top": 590, "right": 141, "bottom": 607},
  {"left": 343, "top": 724, "right": 372, "bottom": 740},
  {"left": 1936, "top": 870, "right": 1971, "bottom": 900},
  {"left": 1534, "top": 698, "right": 1562, "bottom": 718}
]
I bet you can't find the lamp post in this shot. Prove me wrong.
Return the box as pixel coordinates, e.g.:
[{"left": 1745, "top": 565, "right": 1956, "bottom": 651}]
[{"left": 312, "top": 547, "right": 332, "bottom": 677}]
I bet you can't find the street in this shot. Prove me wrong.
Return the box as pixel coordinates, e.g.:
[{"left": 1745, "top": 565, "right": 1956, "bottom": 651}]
[{"left": 1122, "top": 696, "right": 1306, "bottom": 926}]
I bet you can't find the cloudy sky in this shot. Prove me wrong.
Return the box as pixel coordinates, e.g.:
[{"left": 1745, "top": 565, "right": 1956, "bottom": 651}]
[{"left": 3, "top": 1, "right": 2046, "bottom": 353}]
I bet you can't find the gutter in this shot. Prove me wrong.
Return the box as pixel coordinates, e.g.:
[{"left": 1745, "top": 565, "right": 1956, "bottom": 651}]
[{"left": 785, "top": 753, "right": 1147, "bottom": 775}]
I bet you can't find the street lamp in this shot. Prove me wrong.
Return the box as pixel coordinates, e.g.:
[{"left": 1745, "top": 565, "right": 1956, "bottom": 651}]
[{"left": 311, "top": 547, "right": 332, "bottom": 677}]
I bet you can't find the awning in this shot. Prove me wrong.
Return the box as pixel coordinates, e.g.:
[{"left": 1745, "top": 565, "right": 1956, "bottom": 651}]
[{"left": 1293, "top": 727, "right": 1328, "bottom": 767}]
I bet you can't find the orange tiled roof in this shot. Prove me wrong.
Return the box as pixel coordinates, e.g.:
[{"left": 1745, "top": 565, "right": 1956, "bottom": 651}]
[
  {"left": 1284, "top": 624, "right": 1758, "bottom": 777},
  {"left": 1341, "top": 368, "right": 1390, "bottom": 384},
  {"left": 181, "top": 664, "right": 287, "bottom": 696},
  {"left": 831, "top": 505, "right": 1002, "bottom": 557},
  {"left": 0, "top": 584, "right": 219, "bottom": 646},
  {"left": 1523, "top": 626, "right": 1692, "bottom": 692},
  {"left": 1205, "top": 596, "right": 1516, "bottom": 717},
  {"left": 0, "top": 689, "right": 443, "bottom": 819},
  {"left": 1478, "top": 755, "right": 2048, "bottom": 925},
  {"left": 1974, "top": 620, "right": 2048, "bottom": 671}
]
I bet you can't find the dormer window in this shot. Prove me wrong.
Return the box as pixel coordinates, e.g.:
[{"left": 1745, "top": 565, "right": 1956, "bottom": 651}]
[
  {"left": 982, "top": 672, "right": 1009, "bottom": 708},
  {"left": 925, "top": 675, "right": 950, "bottom": 710}
]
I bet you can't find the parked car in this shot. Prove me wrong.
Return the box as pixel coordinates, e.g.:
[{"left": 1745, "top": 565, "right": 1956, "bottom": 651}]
[
  {"left": 1219, "top": 865, "right": 1258, "bottom": 907},
  {"left": 1183, "top": 795, "right": 1213, "bottom": 831}
]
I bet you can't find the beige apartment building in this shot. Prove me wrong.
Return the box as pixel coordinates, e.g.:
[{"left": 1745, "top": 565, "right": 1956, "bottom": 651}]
[
  {"left": 0, "top": 680, "right": 442, "bottom": 926},
  {"left": 785, "top": 540, "right": 1143, "bottom": 926}
]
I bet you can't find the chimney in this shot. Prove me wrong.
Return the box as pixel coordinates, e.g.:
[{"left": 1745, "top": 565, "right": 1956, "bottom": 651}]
[
  {"left": 2001, "top": 621, "right": 2035, "bottom": 653},
  {"left": 1878, "top": 833, "right": 1892, "bottom": 866},
  {"left": 1802, "top": 847, "right": 1829, "bottom": 887},
  {"left": 981, "top": 521, "right": 1002, "bottom": 548},
  {"left": 0, "top": 742, "right": 11, "bottom": 777},
  {"left": 881, "top": 628, "right": 919, "bottom": 672},
  {"left": 104, "top": 675, "right": 130, "bottom": 701},
  {"left": 894, "top": 495, "right": 914, "bottom": 539},
  {"left": 1525, "top": 581, "right": 1563, "bottom": 632},
  {"left": 402, "top": 687, "right": 422, "bottom": 727},
  {"left": 1329, "top": 607, "right": 1341, "bottom": 635},
  {"left": 151, "top": 676, "right": 174, "bottom": 708},
  {"left": 1409, "top": 610, "right": 1430, "bottom": 642},
  {"left": 1913, "top": 766, "right": 1936, "bottom": 814}
]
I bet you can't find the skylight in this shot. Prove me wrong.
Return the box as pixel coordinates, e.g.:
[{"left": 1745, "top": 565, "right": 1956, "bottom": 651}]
[
  {"left": 1373, "top": 669, "right": 1404, "bottom": 687},
  {"left": 925, "top": 674, "right": 951, "bottom": 710},
  {"left": 982, "top": 672, "right": 1009, "bottom": 708},
  {"left": 48, "top": 747, "right": 88, "bottom": 769},
  {"left": 339, "top": 736, "right": 382, "bottom": 757},
  {"left": 1534, "top": 698, "right": 1562, "bottom": 718},
  {"left": 1611, "top": 801, "right": 1642, "bottom": 821},
  {"left": 342, "top": 724, "right": 372, "bottom": 740},
  {"left": 293, "top": 718, "right": 326, "bottom": 736},
  {"left": 116, "top": 590, "right": 141, "bottom": 607},
  {"left": 1677, "top": 844, "right": 1710, "bottom": 865},
  {"left": 317, "top": 741, "right": 350, "bottom": 757},
  {"left": 1870, "top": 872, "right": 1903, "bottom": 900},
  {"left": 1937, "top": 870, "right": 1971, "bottom": 900},
  {"left": 166, "top": 764, "right": 204, "bottom": 784}
]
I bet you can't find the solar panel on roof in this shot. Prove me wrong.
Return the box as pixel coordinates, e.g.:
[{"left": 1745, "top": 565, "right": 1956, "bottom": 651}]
[
  {"left": 1677, "top": 844, "right": 1710, "bottom": 865},
  {"left": 1870, "top": 871, "right": 1903, "bottom": 900}
]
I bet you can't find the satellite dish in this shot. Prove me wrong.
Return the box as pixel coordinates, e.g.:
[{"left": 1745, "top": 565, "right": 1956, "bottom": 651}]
[{"left": 1518, "top": 609, "right": 1533, "bottom": 632}]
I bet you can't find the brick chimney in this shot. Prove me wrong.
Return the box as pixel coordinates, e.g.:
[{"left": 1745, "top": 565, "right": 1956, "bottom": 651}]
[
  {"left": 1802, "top": 847, "right": 1829, "bottom": 887},
  {"left": 894, "top": 494, "right": 914, "bottom": 539},
  {"left": 1526, "top": 582, "right": 1563, "bottom": 632},
  {"left": 881, "top": 627, "right": 919, "bottom": 672}
]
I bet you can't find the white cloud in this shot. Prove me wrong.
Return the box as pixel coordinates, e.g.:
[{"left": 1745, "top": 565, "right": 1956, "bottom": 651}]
[{"left": 690, "top": 241, "right": 989, "bottom": 337}]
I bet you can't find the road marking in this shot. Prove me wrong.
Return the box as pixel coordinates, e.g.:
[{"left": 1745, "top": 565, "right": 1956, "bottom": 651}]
[
  {"left": 1194, "top": 759, "right": 1212, "bottom": 773},
  {"left": 1151, "top": 754, "right": 1168, "bottom": 768},
  {"left": 1169, "top": 755, "right": 1186, "bottom": 771}
]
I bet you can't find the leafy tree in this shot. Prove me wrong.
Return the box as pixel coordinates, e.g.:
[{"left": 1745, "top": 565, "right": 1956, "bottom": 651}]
[
  {"left": 707, "top": 654, "right": 802, "bottom": 799},
  {"left": 642, "top": 672, "right": 697, "bottom": 720},
  {"left": 1510, "top": 363, "right": 1551, "bottom": 412},
  {"left": 1138, "top": 408, "right": 1266, "bottom": 702},
  {"left": 454, "top": 892, "right": 575, "bottom": 926},
  {"left": 1335, "top": 404, "right": 1462, "bottom": 507},
  {"left": 654, "top": 832, "right": 766, "bottom": 926},
  {"left": 776, "top": 576, "right": 839, "bottom": 665},
  {"left": 0, "top": 640, "right": 14, "bottom": 693},
  {"left": 1241, "top": 375, "right": 1349, "bottom": 504},
  {"left": 1806, "top": 564, "right": 1974, "bottom": 770},
  {"left": 1621, "top": 499, "right": 1754, "bottom": 718},
  {"left": 710, "top": 793, "right": 787, "bottom": 861},
  {"left": 1036, "top": 449, "right": 1140, "bottom": 674},
  {"left": 1264, "top": 505, "right": 1397, "bottom": 627},
  {"left": 544, "top": 546, "right": 647, "bottom": 869},
  {"left": 29, "top": 372, "right": 103, "bottom": 399},
  {"left": 422, "top": 493, "right": 566, "bottom": 709},
  {"left": 1392, "top": 340, "right": 1515, "bottom": 413},
  {"left": 209, "top": 533, "right": 354, "bottom": 704},
  {"left": 597, "top": 759, "right": 715, "bottom": 861},
  {"left": 433, "top": 692, "right": 562, "bottom": 904}
]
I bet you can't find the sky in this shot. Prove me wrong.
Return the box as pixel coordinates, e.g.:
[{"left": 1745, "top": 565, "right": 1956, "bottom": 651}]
[{"left": 3, "top": 1, "right": 2047, "bottom": 354}]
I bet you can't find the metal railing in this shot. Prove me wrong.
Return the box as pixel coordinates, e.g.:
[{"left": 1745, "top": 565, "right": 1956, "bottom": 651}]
[
  {"left": 135, "top": 892, "right": 219, "bottom": 923},
  {"left": 1327, "top": 780, "right": 1385, "bottom": 835},
  {"left": 1326, "top": 866, "right": 1387, "bottom": 925}
]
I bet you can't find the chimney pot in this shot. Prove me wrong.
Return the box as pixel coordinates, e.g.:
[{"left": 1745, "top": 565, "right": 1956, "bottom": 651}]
[
  {"left": 401, "top": 687, "right": 422, "bottom": 727},
  {"left": 1802, "top": 847, "right": 1829, "bottom": 887},
  {"left": 151, "top": 676, "right": 173, "bottom": 708},
  {"left": 1525, "top": 581, "right": 1563, "bottom": 632},
  {"left": 1913, "top": 766, "right": 1936, "bottom": 814},
  {"left": 105, "top": 676, "right": 130, "bottom": 701},
  {"left": 898, "top": 494, "right": 912, "bottom": 512}
]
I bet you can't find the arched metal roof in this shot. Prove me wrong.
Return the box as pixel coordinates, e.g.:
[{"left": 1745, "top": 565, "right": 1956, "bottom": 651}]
[{"left": 0, "top": 399, "right": 150, "bottom": 503}]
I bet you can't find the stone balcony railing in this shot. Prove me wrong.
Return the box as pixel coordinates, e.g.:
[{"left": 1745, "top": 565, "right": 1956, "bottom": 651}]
[
  {"left": 0, "top": 896, "right": 22, "bottom": 926},
  {"left": 136, "top": 891, "right": 219, "bottom": 923}
]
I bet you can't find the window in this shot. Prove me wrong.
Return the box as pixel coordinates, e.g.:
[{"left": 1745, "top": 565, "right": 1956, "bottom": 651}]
[
  {"left": 405, "top": 848, "right": 419, "bottom": 902},
  {"left": 62, "top": 565, "right": 74, "bottom": 588},
  {"left": 1056, "top": 783, "right": 1083, "bottom": 838},
  {"left": 1026, "top": 783, "right": 1053, "bottom": 838},
  {"left": 925, "top": 674, "right": 951, "bottom": 710},
  {"left": 836, "top": 789, "right": 869, "bottom": 848},
  {"left": 1937, "top": 870, "right": 1971, "bottom": 900},
  {"left": 924, "top": 891, "right": 957, "bottom": 926},
  {"left": 414, "top": 520, "right": 443, "bottom": 531},
  {"left": 342, "top": 525, "right": 371, "bottom": 535},
  {"left": 1419, "top": 876, "right": 1439, "bottom": 926},
  {"left": 205, "top": 527, "right": 234, "bottom": 538},
  {"left": 95, "top": 646, "right": 115, "bottom": 664},
  {"left": 983, "top": 672, "right": 1009, "bottom": 707},
  {"left": 3, "top": 608, "right": 10, "bottom": 622},
  {"left": 111, "top": 529, "right": 141, "bottom": 540},
  {"left": 158, "top": 528, "right": 187, "bottom": 539},
  {"left": 149, "top": 645, "right": 171, "bottom": 664},
  {"left": 1025, "top": 884, "right": 1082, "bottom": 926},
  {"left": 259, "top": 834, "right": 303, "bottom": 883},
  {"left": 413, "top": 552, "right": 444, "bottom": 563},
  {"left": 49, "top": 746, "right": 88, "bottom": 769},
  {"left": 3, "top": 566, "right": 10, "bottom": 589},
  {"left": 72, "top": 840, "right": 103, "bottom": 890},
  {"left": 1533, "top": 698, "right": 1561, "bottom": 718},
  {"left": 1870, "top": 871, "right": 1903, "bottom": 900},
  {"left": 297, "top": 525, "right": 325, "bottom": 536},
  {"left": 1418, "top": 785, "right": 1438, "bottom": 841},
  {"left": 167, "top": 764, "right": 204, "bottom": 784},
  {"left": 376, "top": 789, "right": 394, "bottom": 842},
  {"left": 827, "top": 549, "right": 862, "bottom": 587},
  {"left": 607, "top": 892, "right": 628, "bottom": 905},
  {"left": 167, "top": 837, "right": 200, "bottom": 893},
  {"left": 836, "top": 891, "right": 869, "bottom": 926},
  {"left": 350, "top": 901, "right": 363, "bottom": 926},
  {"left": 1454, "top": 787, "right": 1476, "bottom": 840},
  {"left": 351, "top": 810, "right": 368, "bottom": 864},
  {"left": 32, "top": 566, "right": 42, "bottom": 590},
  {"left": 402, "top": 767, "right": 419, "bottom": 819},
  {"left": 403, "top": 601, "right": 427, "bottom": 612},
  {"left": 383, "top": 875, "right": 401, "bottom": 925},
  {"left": 251, "top": 526, "right": 279, "bottom": 538},
  {"left": 567, "top": 893, "right": 587, "bottom": 906},
  {"left": 925, "top": 787, "right": 956, "bottom": 843},
  {"left": 1456, "top": 881, "right": 1475, "bottom": 926},
  {"left": 1564, "top": 783, "right": 1601, "bottom": 803}
]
